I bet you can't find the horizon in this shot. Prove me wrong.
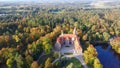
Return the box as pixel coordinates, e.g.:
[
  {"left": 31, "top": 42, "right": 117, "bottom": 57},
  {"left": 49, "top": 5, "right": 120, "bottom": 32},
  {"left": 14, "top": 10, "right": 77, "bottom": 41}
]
[
  {"left": 0, "top": 0, "right": 119, "bottom": 3},
  {"left": 0, "top": 0, "right": 120, "bottom": 8}
]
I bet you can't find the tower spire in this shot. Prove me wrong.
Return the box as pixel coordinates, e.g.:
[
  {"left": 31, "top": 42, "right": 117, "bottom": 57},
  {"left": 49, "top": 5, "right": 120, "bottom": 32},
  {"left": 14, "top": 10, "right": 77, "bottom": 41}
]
[
  {"left": 73, "top": 27, "right": 77, "bottom": 35},
  {"left": 61, "top": 30, "right": 64, "bottom": 35}
]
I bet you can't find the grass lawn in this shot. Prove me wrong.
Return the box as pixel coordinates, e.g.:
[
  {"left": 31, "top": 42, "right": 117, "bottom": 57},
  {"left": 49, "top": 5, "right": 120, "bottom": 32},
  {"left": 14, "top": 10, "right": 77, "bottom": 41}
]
[
  {"left": 54, "top": 57, "right": 83, "bottom": 68},
  {"left": 64, "top": 53, "right": 73, "bottom": 55}
]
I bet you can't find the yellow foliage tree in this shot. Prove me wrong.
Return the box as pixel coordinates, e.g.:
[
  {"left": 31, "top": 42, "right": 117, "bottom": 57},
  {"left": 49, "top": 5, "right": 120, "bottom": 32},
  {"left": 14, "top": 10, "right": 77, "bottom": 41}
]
[
  {"left": 44, "top": 58, "right": 52, "bottom": 68},
  {"left": 31, "top": 61, "right": 40, "bottom": 68},
  {"left": 82, "top": 34, "right": 88, "bottom": 41}
]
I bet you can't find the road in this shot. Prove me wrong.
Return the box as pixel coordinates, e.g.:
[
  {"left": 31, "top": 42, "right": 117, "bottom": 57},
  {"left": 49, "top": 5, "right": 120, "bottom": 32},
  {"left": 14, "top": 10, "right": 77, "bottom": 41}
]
[
  {"left": 52, "top": 45, "right": 88, "bottom": 68},
  {"left": 75, "top": 55, "right": 88, "bottom": 68}
]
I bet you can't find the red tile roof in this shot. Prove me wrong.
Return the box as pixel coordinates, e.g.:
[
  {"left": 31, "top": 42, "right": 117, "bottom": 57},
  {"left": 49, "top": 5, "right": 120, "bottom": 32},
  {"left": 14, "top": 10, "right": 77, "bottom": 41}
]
[{"left": 56, "top": 34, "right": 82, "bottom": 51}]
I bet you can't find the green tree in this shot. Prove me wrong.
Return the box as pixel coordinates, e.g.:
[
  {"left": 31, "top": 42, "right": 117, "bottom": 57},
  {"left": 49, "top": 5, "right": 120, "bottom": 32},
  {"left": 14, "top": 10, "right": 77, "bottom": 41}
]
[
  {"left": 103, "top": 32, "right": 110, "bottom": 41},
  {"left": 42, "top": 38, "right": 52, "bottom": 54},
  {"left": 25, "top": 55, "right": 33, "bottom": 67},
  {"left": 14, "top": 54, "right": 24, "bottom": 68},
  {"left": 66, "top": 63, "right": 74, "bottom": 68},
  {"left": 13, "top": 35, "right": 20, "bottom": 42},
  {"left": 53, "top": 52, "right": 59, "bottom": 59},
  {"left": 6, "top": 58, "right": 17, "bottom": 68},
  {"left": 44, "top": 58, "right": 52, "bottom": 68}
]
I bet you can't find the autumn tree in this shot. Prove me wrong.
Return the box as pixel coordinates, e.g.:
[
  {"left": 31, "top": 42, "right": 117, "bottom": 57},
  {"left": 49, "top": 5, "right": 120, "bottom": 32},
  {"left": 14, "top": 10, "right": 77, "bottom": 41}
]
[
  {"left": 42, "top": 38, "right": 52, "bottom": 54},
  {"left": 82, "top": 34, "right": 88, "bottom": 41},
  {"left": 84, "top": 44, "right": 101, "bottom": 67},
  {"left": 44, "top": 58, "right": 52, "bottom": 68},
  {"left": 14, "top": 54, "right": 24, "bottom": 68},
  {"left": 103, "top": 32, "right": 110, "bottom": 41},
  {"left": 25, "top": 55, "right": 33, "bottom": 67},
  {"left": 94, "top": 58, "right": 102, "bottom": 68},
  {"left": 6, "top": 58, "right": 16, "bottom": 68},
  {"left": 31, "top": 61, "right": 40, "bottom": 68},
  {"left": 6, "top": 53, "right": 24, "bottom": 68}
]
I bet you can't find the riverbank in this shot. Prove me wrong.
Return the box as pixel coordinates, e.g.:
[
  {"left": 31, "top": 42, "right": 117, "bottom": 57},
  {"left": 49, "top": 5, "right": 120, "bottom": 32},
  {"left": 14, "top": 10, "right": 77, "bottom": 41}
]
[
  {"left": 110, "top": 37, "right": 120, "bottom": 54},
  {"left": 95, "top": 44, "right": 120, "bottom": 68},
  {"left": 90, "top": 41, "right": 108, "bottom": 46},
  {"left": 83, "top": 44, "right": 103, "bottom": 68}
]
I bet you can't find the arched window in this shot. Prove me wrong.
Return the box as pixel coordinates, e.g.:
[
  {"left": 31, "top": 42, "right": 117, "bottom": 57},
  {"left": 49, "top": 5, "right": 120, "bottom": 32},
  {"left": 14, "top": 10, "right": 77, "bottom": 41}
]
[{"left": 65, "top": 37, "right": 69, "bottom": 45}]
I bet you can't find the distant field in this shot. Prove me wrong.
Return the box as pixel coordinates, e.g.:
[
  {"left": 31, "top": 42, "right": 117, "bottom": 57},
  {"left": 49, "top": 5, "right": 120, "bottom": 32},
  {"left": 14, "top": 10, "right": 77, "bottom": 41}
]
[{"left": 0, "top": 6, "right": 12, "bottom": 9}]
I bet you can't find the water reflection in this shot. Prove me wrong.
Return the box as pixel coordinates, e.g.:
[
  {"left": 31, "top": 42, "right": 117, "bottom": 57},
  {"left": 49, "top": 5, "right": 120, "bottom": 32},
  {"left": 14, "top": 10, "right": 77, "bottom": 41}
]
[{"left": 95, "top": 45, "right": 120, "bottom": 68}]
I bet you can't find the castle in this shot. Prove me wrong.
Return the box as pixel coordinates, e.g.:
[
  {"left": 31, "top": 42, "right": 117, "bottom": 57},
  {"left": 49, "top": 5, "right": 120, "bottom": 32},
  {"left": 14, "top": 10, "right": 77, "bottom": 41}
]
[{"left": 55, "top": 27, "right": 82, "bottom": 53}]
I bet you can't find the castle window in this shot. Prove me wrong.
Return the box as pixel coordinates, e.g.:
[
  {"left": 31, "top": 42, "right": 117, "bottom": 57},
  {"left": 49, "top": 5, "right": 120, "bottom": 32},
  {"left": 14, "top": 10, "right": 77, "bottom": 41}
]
[
  {"left": 69, "top": 41, "right": 71, "bottom": 44},
  {"left": 63, "top": 41, "right": 65, "bottom": 45}
]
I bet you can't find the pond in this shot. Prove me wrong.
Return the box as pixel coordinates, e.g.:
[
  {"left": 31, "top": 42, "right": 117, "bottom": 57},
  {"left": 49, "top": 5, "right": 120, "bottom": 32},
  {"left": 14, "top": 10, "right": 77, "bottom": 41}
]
[{"left": 95, "top": 44, "right": 120, "bottom": 68}]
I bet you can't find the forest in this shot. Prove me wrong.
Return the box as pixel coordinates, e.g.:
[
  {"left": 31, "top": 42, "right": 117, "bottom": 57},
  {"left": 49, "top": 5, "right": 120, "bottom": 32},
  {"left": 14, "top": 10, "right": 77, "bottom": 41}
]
[{"left": 0, "top": 3, "right": 120, "bottom": 68}]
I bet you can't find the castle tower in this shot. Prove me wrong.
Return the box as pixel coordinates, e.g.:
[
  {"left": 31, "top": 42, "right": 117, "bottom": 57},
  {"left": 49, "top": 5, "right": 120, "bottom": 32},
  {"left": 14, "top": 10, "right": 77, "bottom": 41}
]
[
  {"left": 61, "top": 30, "right": 64, "bottom": 36},
  {"left": 73, "top": 27, "right": 77, "bottom": 35}
]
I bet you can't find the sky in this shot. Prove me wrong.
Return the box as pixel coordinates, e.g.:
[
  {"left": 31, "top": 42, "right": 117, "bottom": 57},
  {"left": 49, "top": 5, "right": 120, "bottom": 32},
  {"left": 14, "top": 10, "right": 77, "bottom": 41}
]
[{"left": 0, "top": 0, "right": 119, "bottom": 3}]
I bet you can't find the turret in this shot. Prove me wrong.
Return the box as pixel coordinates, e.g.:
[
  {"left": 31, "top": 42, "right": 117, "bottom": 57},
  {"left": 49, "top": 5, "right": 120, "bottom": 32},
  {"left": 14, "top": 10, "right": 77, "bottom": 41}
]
[
  {"left": 73, "top": 27, "right": 77, "bottom": 35},
  {"left": 61, "top": 30, "right": 64, "bottom": 36}
]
